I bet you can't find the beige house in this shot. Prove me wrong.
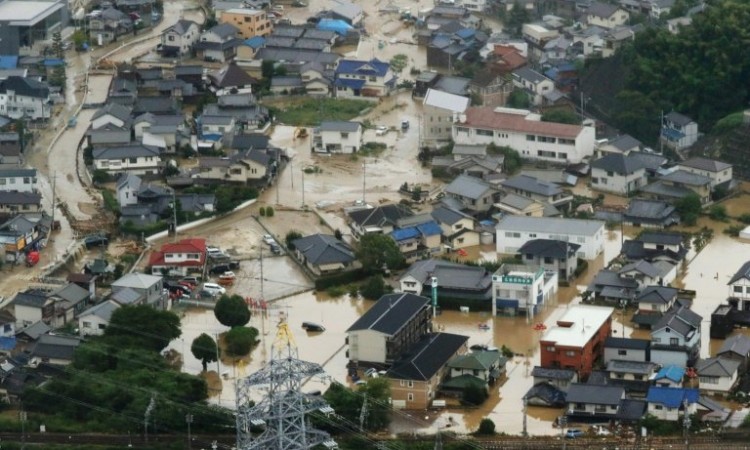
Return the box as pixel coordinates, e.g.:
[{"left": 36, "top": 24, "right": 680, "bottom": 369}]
[
  {"left": 194, "top": 150, "right": 272, "bottom": 183},
  {"left": 495, "top": 193, "right": 546, "bottom": 217},
  {"left": 220, "top": 8, "right": 272, "bottom": 39},
  {"left": 387, "top": 333, "right": 469, "bottom": 409},
  {"left": 586, "top": 2, "right": 630, "bottom": 29},
  {"left": 431, "top": 206, "right": 480, "bottom": 250}
]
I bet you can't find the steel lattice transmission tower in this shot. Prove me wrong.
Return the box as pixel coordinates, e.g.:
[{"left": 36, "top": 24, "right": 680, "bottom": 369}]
[{"left": 235, "top": 318, "right": 337, "bottom": 450}]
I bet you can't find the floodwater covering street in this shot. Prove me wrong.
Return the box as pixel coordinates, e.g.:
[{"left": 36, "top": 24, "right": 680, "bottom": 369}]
[{"left": 170, "top": 228, "right": 628, "bottom": 436}]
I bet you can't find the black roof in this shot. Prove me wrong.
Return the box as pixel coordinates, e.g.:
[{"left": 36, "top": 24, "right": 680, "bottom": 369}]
[
  {"left": 591, "top": 153, "right": 646, "bottom": 175},
  {"left": 653, "top": 306, "right": 702, "bottom": 337},
  {"left": 517, "top": 239, "right": 580, "bottom": 259},
  {"left": 12, "top": 290, "right": 50, "bottom": 308},
  {"left": 616, "top": 399, "right": 647, "bottom": 422},
  {"left": 566, "top": 383, "right": 624, "bottom": 405},
  {"left": 729, "top": 261, "right": 750, "bottom": 285},
  {"left": 387, "top": 332, "right": 468, "bottom": 381},
  {"left": 347, "top": 204, "right": 413, "bottom": 228},
  {"left": 604, "top": 337, "right": 650, "bottom": 350},
  {"left": 621, "top": 240, "right": 687, "bottom": 264},
  {"left": 223, "top": 133, "right": 270, "bottom": 151},
  {"left": 531, "top": 366, "right": 577, "bottom": 380},
  {"left": 0, "top": 76, "right": 49, "bottom": 98},
  {"left": 637, "top": 286, "right": 678, "bottom": 305},
  {"left": 639, "top": 231, "right": 683, "bottom": 246},
  {"left": 292, "top": 234, "right": 355, "bottom": 265},
  {"left": 30, "top": 334, "right": 82, "bottom": 362},
  {"left": 524, "top": 382, "right": 567, "bottom": 407},
  {"left": 347, "top": 293, "right": 429, "bottom": 335}
]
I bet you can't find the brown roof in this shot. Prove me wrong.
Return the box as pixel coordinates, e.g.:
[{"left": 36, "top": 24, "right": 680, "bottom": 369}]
[
  {"left": 492, "top": 46, "right": 527, "bottom": 70},
  {"left": 460, "top": 107, "right": 583, "bottom": 139}
]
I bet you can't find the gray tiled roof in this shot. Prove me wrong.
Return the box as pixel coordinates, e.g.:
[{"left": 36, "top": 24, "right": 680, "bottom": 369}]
[
  {"left": 431, "top": 205, "right": 472, "bottom": 226},
  {"left": 497, "top": 216, "right": 604, "bottom": 235},
  {"left": 660, "top": 169, "right": 711, "bottom": 186},
  {"left": 619, "top": 260, "right": 661, "bottom": 278},
  {"left": 729, "top": 261, "right": 750, "bottom": 285},
  {"left": 292, "top": 234, "right": 355, "bottom": 266},
  {"left": 665, "top": 111, "right": 693, "bottom": 126},
  {"left": 606, "top": 359, "right": 657, "bottom": 375},
  {"left": 319, "top": 121, "right": 361, "bottom": 132},
  {"left": 445, "top": 175, "right": 494, "bottom": 200},
  {"left": 587, "top": 2, "right": 620, "bottom": 18},
  {"left": 92, "top": 145, "right": 160, "bottom": 160},
  {"left": 696, "top": 357, "right": 740, "bottom": 377},
  {"left": 387, "top": 332, "right": 468, "bottom": 381},
  {"left": 625, "top": 199, "right": 676, "bottom": 221},
  {"left": 501, "top": 174, "right": 562, "bottom": 197},
  {"left": 0, "top": 168, "right": 36, "bottom": 178},
  {"left": 566, "top": 383, "right": 623, "bottom": 405},
  {"left": 531, "top": 366, "right": 576, "bottom": 380},
  {"left": 607, "top": 134, "right": 641, "bottom": 151},
  {"left": 653, "top": 306, "right": 701, "bottom": 337},
  {"left": 718, "top": 334, "right": 750, "bottom": 358},
  {"left": 0, "top": 191, "right": 42, "bottom": 205},
  {"left": 79, "top": 300, "right": 120, "bottom": 321},
  {"left": 591, "top": 153, "right": 646, "bottom": 175},
  {"left": 637, "top": 286, "right": 678, "bottom": 305},
  {"left": 513, "top": 66, "right": 549, "bottom": 84},
  {"left": 679, "top": 157, "right": 731, "bottom": 173},
  {"left": 517, "top": 239, "right": 579, "bottom": 259},
  {"left": 604, "top": 337, "right": 650, "bottom": 350},
  {"left": 401, "top": 259, "right": 492, "bottom": 292}
]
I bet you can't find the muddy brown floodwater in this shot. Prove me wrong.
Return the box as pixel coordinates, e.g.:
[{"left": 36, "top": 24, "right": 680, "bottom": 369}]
[{"left": 169, "top": 229, "right": 627, "bottom": 436}]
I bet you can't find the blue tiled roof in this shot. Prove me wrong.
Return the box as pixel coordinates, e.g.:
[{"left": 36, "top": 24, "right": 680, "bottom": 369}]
[
  {"left": 0, "top": 56, "right": 18, "bottom": 69},
  {"left": 43, "top": 58, "right": 65, "bottom": 67},
  {"left": 646, "top": 387, "right": 699, "bottom": 408},
  {"left": 662, "top": 128, "right": 685, "bottom": 140},
  {"left": 0, "top": 336, "right": 15, "bottom": 351},
  {"left": 334, "top": 78, "right": 366, "bottom": 90},
  {"left": 456, "top": 28, "right": 475, "bottom": 39},
  {"left": 336, "top": 58, "right": 389, "bottom": 77},
  {"left": 391, "top": 227, "right": 420, "bottom": 241},
  {"left": 655, "top": 365, "right": 685, "bottom": 383},
  {"left": 244, "top": 36, "right": 266, "bottom": 49},
  {"left": 416, "top": 221, "right": 442, "bottom": 237}
]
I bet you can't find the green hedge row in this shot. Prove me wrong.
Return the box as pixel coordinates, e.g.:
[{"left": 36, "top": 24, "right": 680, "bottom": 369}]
[{"left": 314, "top": 268, "right": 370, "bottom": 290}]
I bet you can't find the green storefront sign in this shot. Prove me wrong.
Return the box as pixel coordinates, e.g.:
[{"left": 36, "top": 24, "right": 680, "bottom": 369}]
[{"left": 501, "top": 275, "right": 533, "bottom": 284}]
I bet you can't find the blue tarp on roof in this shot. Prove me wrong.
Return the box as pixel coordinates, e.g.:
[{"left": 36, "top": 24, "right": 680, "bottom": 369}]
[
  {"left": 391, "top": 227, "right": 420, "bottom": 241},
  {"left": 662, "top": 128, "right": 685, "bottom": 140},
  {"left": 334, "top": 78, "right": 365, "bottom": 90},
  {"left": 336, "top": 58, "right": 389, "bottom": 77},
  {"left": 646, "top": 386, "right": 699, "bottom": 408},
  {"left": 416, "top": 221, "right": 442, "bottom": 237},
  {"left": 201, "top": 133, "right": 223, "bottom": 142},
  {"left": 0, "top": 337, "right": 16, "bottom": 351},
  {"left": 655, "top": 365, "right": 685, "bottom": 383},
  {"left": 0, "top": 56, "right": 18, "bottom": 69},
  {"left": 244, "top": 36, "right": 266, "bottom": 49},
  {"left": 317, "top": 18, "right": 353, "bottom": 35},
  {"left": 456, "top": 28, "right": 475, "bottom": 40},
  {"left": 43, "top": 58, "right": 65, "bottom": 67}
]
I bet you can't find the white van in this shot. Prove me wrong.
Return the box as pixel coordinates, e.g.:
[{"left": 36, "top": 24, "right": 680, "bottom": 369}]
[{"left": 202, "top": 283, "right": 226, "bottom": 295}]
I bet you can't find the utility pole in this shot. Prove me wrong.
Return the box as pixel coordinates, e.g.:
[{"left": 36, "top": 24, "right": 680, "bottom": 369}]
[
  {"left": 683, "top": 398, "right": 691, "bottom": 450},
  {"left": 259, "top": 242, "right": 264, "bottom": 300},
  {"left": 144, "top": 396, "right": 155, "bottom": 444},
  {"left": 19, "top": 410, "right": 27, "bottom": 450},
  {"left": 50, "top": 171, "right": 57, "bottom": 235},
  {"left": 172, "top": 188, "right": 178, "bottom": 242},
  {"left": 290, "top": 160, "right": 294, "bottom": 190},
  {"left": 186, "top": 414, "right": 193, "bottom": 450},
  {"left": 301, "top": 167, "right": 305, "bottom": 206},
  {"left": 362, "top": 160, "right": 366, "bottom": 204},
  {"left": 359, "top": 393, "right": 368, "bottom": 432},
  {"left": 559, "top": 415, "right": 567, "bottom": 450},
  {"left": 522, "top": 396, "right": 528, "bottom": 438},
  {"left": 214, "top": 332, "right": 221, "bottom": 376}
]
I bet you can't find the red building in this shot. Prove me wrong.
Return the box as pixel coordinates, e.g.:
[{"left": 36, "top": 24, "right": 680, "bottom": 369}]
[
  {"left": 148, "top": 238, "right": 207, "bottom": 277},
  {"left": 539, "top": 305, "right": 613, "bottom": 379}
]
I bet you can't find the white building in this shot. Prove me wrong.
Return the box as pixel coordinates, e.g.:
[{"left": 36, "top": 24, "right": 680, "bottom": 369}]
[
  {"left": 161, "top": 19, "right": 201, "bottom": 56},
  {"left": 728, "top": 261, "right": 750, "bottom": 310},
  {"left": 453, "top": 107, "right": 595, "bottom": 164},
  {"left": 115, "top": 173, "right": 142, "bottom": 207},
  {"left": 496, "top": 216, "right": 605, "bottom": 260},
  {"left": 646, "top": 387, "right": 699, "bottom": 422},
  {"left": 92, "top": 145, "right": 162, "bottom": 175},
  {"left": 677, "top": 157, "right": 732, "bottom": 189},
  {"left": 312, "top": 121, "right": 363, "bottom": 154},
  {"left": 590, "top": 153, "right": 648, "bottom": 195},
  {"left": 661, "top": 111, "right": 699, "bottom": 150},
  {"left": 0, "top": 168, "right": 37, "bottom": 193},
  {"left": 491, "top": 264, "right": 558, "bottom": 315},
  {"left": 78, "top": 300, "right": 121, "bottom": 337},
  {"left": 422, "top": 88, "right": 470, "bottom": 144},
  {"left": 334, "top": 58, "right": 396, "bottom": 98},
  {"left": 586, "top": 2, "right": 630, "bottom": 29},
  {"left": 696, "top": 357, "right": 740, "bottom": 395},
  {"left": 0, "top": 76, "right": 51, "bottom": 120},
  {"left": 512, "top": 67, "right": 555, "bottom": 106}
]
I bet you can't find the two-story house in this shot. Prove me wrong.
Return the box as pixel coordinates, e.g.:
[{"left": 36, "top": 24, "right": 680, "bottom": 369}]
[
  {"left": 717, "top": 334, "right": 750, "bottom": 373},
  {"left": 661, "top": 111, "right": 699, "bottom": 150},
  {"left": 642, "top": 169, "right": 712, "bottom": 205},
  {"left": 632, "top": 286, "right": 679, "bottom": 329},
  {"left": 566, "top": 383, "right": 624, "bottom": 420},
  {"left": 728, "top": 261, "right": 750, "bottom": 311},
  {"left": 48, "top": 283, "right": 91, "bottom": 328},
  {"left": 399, "top": 259, "right": 492, "bottom": 303},
  {"left": 390, "top": 221, "right": 443, "bottom": 262},
  {"left": 161, "top": 19, "right": 201, "bottom": 57},
  {"left": 8, "top": 289, "right": 54, "bottom": 328},
  {"left": 646, "top": 386, "right": 699, "bottom": 422},
  {"left": 492, "top": 264, "right": 558, "bottom": 315},
  {"left": 586, "top": 2, "right": 630, "bottom": 29},
  {"left": 92, "top": 145, "right": 162, "bottom": 176},
  {"left": 590, "top": 153, "right": 648, "bottom": 195},
  {"left": 621, "top": 232, "right": 688, "bottom": 265},
  {"left": 291, "top": 233, "right": 359, "bottom": 276},
  {"left": 422, "top": 88, "right": 470, "bottom": 144},
  {"left": 334, "top": 58, "right": 396, "bottom": 98},
  {"left": 623, "top": 199, "right": 680, "bottom": 229},
  {"left": 650, "top": 306, "right": 702, "bottom": 367},
  {"left": 195, "top": 148, "right": 275, "bottom": 185},
  {"left": 500, "top": 174, "right": 573, "bottom": 210},
  {"left": 195, "top": 23, "right": 242, "bottom": 62},
  {"left": 312, "top": 121, "right": 363, "bottom": 154},
  {"left": 677, "top": 157, "right": 733, "bottom": 191},
  {"left": 603, "top": 337, "right": 650, "bottom": 365},
  {"left": 430, "top": 205, "right": 479, "bottom": 250},
  {"left": 148, "top": 238, "right": 207, "bottom": 278},
  {"left": 219, "top": 8, "right": 272, "bottom": 39},
  {"left": 695, "top": 357, "right": 740, "bottom": 395},
  {"left": 517, "top": 239, "right": 580, "bottom": 282},
  {"left": 78, "top": 300, "right": 121, "bottom": 337},
  {"left": 0, "top": 168, "right": 37, "bottom": 193},
  {"left": 0, "top": 76, "right": 51, "bottom": 120},
  {"left": 444, "top": 175, "right": 501, "bottom": 215},
  {"left": 512, "top": 67, "right": 554, "bottom": 106},
  {"left": 346, "top": 293, "right": 432, "bottom": 368},
  {"left": 387, "top": 332, "right": 468, "bottom": 409},
  {"left": 88, "top": 8, "right": 133, "bottom": 45},
  {"left": 539, "top": 305, "right": 613, "bottom": 378},
  {"left": 111, "top": 273, "right": 166, "bottom": 309},
  {"left": 496, "top": 216, "right": 605, "bottom": 260},
  {"left": 347, "top": 204, "right": 413, "bottom": 238}
]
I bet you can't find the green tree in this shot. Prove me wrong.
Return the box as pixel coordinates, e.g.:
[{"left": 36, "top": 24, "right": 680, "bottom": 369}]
[
  {"left": 266, "top": 206, "right": 275, "bottom": 217},
  {"left": 487, "top": 143, "right": 522, "bottom": 174},
  {"left": 674, "top": 193, "right": 702, "bottom": 226},
  {"left": 708, "top": 204, "right": 728, "bottom": 222},
  {"left": 360, "top": 274, "right": 388, "bottom": 300},
  {"left": 541, "top": 109, "right": 580, "bottom": 124},
  {"left": 506, "top": 89, "right": 530, "bottom": 109},
  {"left": 286, "top": 230, "right": 303, "bottom": 249},
  {"left": 51, "top": 31, "right": 64, "bottom": 58},
  {"left": 104, "top": 305, "right": 181, "bottom": 352},
  {"left": 411, "top": 185, "right": 422, "bottom": 201},
  {"left": 214, "top": 294, "right": 251, "bottom": 328},
  {"left": 191, "top": 333, "right": 218, "bottom": 371},
  {"left": 324, "top": 378, "right": 391, "bottom": 431},
  {"left": 224, "top": 326, "right": 259, "bottom": 356},
  {"left": 504, "top": 1, "right": 530, "bottom": 37},
  {"left": 612, "top": 90, "right": 660, "bottom": 144},
  {"left": 476, "top": 418, "right": 496, "bottom": 435},
  {"left": 356, "top": 233, "right": 405, "bottom": 273},
  {"left": 71, "top": 29, "right": 86, "bottom": 51},
  {"left": 390, "top": 54, "right": 408, "bottom": 73},
  {"left": 463, "top": 383, "right": 488, "bottom": 406}
]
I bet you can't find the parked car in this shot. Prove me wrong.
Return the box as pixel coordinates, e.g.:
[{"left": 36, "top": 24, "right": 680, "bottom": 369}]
[
  {"left": 202, "top": 283, "right": 226, "bottom": 296},
  {"left": 164, "top": 281, "right": 191, "bottom": 295},
  {"left": 270, "top": 243, "right": 282, "bottom": 255},
  {"left": 84, "top": 235, "right": 109, "bottom": 248},
  {"left": 262, "top": 234, "right": 275, "bottom": 245},
  {"left": 565, "top": 429, "right": 584, "bottom": 439},
  {"left": 375, "top": 126, "right": 388, "bottom": 136},
  {"left": 302, "top": 322, "right": 325, "bottom": 332},
  {"left": 210, "top": 264, "right": 232, "bottom": 275},
  {"left": 401, "top": 119, "right": 410, "bottom": 130},
  {"left": 181, "top": 276, "right": 200, "bottom": 285}
]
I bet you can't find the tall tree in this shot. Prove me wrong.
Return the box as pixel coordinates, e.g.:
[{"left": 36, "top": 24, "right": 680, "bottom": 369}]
[
  {"left": 355, "top": 233, "right": 405, "bottom": 273},
  {"left": 191, "top": 333, "right": 218, "bottom": 371},
  {"left": 104, "top": 305, "right": 181, "bottom": 352},
  {"left": 214, "top": 294, "right": 251, "bottom": 328},
  {"left": 51, "top": 31, "right": 64, "bottom": 59}
]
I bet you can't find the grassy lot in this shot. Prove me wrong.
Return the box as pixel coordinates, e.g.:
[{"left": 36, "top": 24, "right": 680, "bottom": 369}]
[{"left": 266, "top": 97, "right": 373, "bottom": 126}]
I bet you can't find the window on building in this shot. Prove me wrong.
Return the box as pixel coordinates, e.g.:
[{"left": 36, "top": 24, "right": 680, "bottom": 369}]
[
  {"left": 407, "top": 393, "right": 414, "bottom": 401},
  {"left": 407, "top": 380, "right": 414, "bottom": 388},
  {"left": 526, "top": 134, "right": 536, "bottom": 141},
  {"left": 399, "top": 380, "right": 405, "bottom": 387},
  {"left": 341, "top": 133, "right": 349, "bottom": 139},
  {"left": 476, "top": 129, "right": 493, "bottom": 136},
  {"left": 82, "top": 321, "right": 92, "bottom": 328},
  {"left": 670, "top": 337, "right": 679, "bottom": 346},
  {"left": 23, "top": 177, "right": 30, "bottom": 184},
  {"left": 654, "top": 405, "right": 663, "bottom": 410},
  {"left": 565, "top": 350, "right": 575, "bottom": 356},
  {"left": 538, "top": 150, "right": 556, "bottom": 158},
  {"left": 129, "top": 157, "right": 137, "bottom": 163},
  {"left": 546, "top": 346, "right": 555, "bottom": 352},
  {"left": 526, "top": 254, "right": 533, "bottom": 260},
  {"left": 734, "top": 286, "right": 743, "bottom": 293},
  {"left": 558, "top": 152, "right": 568, "bottom": 159},
  {"left": 618, "top": 349, "right": 627, "bottom": 356},
  {"left": 505, "top": 232, "right": 521, "bottom": 238}
]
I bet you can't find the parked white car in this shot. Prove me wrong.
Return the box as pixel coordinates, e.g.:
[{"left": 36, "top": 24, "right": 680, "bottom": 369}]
[
  {"left": 262, "top": 234, "right": 276, "bottom": 245},
  {"left": 375, "top": 126, "right": 388, "bottom": 136},
  {"left": 202, "top": 283, "right": 226, "bottom": 296}
]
